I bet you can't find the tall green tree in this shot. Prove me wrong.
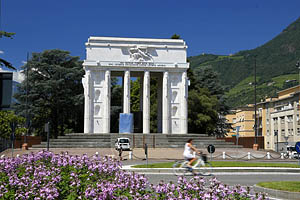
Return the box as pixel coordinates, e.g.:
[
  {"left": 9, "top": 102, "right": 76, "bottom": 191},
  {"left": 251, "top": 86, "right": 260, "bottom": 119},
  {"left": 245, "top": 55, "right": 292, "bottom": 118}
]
[{"left": 14, "top": 49, "right": 84, "bottom": 138}]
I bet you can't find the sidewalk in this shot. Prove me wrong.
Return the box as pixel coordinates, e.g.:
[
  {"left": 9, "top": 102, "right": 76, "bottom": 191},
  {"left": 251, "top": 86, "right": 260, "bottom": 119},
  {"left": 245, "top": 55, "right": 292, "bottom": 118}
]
[{"left": 0, "top": 147, "right": 281, "bottom": 159}]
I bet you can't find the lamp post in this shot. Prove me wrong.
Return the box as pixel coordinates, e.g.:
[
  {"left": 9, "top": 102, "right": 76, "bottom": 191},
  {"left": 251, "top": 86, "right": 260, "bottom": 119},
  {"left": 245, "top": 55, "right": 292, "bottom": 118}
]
[
  {"left": 22, "top": 53, "right": 29, "bottom": 150},
  {"left": 275, "top": 130, "right": 278, "bottom": 152},
  {"left": 253, "top": 55, "right": 258, "bottom": 150}
]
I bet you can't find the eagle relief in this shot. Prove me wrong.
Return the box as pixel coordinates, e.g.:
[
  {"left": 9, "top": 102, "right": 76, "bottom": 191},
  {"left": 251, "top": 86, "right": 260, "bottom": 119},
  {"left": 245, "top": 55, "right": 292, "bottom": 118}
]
[{"left": 129, "top": 47, "right": 153, "bottom": 62}]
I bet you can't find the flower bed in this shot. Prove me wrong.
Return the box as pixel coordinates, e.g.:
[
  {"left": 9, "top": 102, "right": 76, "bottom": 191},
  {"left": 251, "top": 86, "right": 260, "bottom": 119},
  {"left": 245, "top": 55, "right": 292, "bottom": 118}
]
[{"left": 0, "top": 151, "right": 267, "bottom": 199}]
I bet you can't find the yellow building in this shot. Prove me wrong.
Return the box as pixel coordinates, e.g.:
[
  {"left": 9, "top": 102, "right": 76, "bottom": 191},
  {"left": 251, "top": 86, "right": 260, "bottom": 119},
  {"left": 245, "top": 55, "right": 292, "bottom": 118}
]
[{"left": 226, "top": 106, "right": 255, "bottom": 137}]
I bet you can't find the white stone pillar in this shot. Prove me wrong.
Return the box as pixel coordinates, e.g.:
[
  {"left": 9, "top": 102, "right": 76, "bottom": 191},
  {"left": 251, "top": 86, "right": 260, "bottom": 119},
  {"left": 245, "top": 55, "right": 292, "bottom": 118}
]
[
  {"left": 103, "top": 70, "right": 111, "bottom": 133},
  {"left": 123, "top": 70, "right": 131, "bottom": 113},
  {"left": 162, "top": 71, "right": 170, "bottom": 134},
  {"left": 181, "top": 71, "right": 188, "bottom": 134},
  {"left": 143, "top": 71, "right": 150, "bottom": 134},
  {"left": 83, "top": 70, "right": 93, "bottom": 133}
]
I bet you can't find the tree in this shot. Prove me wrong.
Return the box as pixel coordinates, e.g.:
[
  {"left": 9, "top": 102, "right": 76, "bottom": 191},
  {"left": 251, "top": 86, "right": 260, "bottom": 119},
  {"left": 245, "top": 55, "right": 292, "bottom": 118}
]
[
  {"left": 171, "top": 34, "right": 181, "bottom": 39},
  {"left": 110, "top": 78, "right": 122, "bottom": 133},
  {"left": 0, "top": 111, "right": 27, "bottom": 139},
  {"left": 0, "top": 31, "right": 16, "bottom": 70},
  {"left": 188, "top": 66, "right": 230, "bottom": 136},
  {"left": 14, "top": 49, "right": 84, "bottom": 138}
]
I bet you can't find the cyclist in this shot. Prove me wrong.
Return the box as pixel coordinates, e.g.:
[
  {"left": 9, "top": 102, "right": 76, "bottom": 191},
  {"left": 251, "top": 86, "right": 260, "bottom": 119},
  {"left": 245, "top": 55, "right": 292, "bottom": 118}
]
[{"left": 183, "top": 139, "right": 202, "bottom": 172}]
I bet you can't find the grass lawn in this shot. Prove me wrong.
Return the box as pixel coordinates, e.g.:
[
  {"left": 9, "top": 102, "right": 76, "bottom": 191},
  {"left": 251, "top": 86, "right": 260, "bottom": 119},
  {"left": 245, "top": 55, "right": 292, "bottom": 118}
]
[
  {"left": 257, "top": 181, "right": 300, "bottom": 192},
  {"left": 132, "top": 161, "right": 300, "bottom": 168}
]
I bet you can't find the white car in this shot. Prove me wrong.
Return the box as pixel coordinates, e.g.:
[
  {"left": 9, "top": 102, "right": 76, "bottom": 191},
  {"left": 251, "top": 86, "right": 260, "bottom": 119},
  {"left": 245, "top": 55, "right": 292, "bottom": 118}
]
[
  {"left": 115, "top": 138, "right": 131, "bottom": 151},
  {"left": 286, "top": 146, "right": 299, "bottom": 159}
]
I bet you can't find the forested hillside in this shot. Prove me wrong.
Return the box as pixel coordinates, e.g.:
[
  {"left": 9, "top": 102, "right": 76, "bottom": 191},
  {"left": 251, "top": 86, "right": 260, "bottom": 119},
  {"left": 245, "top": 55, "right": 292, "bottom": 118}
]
[{"left": 189, "top": 17, "right": 300, "bottom": 108}]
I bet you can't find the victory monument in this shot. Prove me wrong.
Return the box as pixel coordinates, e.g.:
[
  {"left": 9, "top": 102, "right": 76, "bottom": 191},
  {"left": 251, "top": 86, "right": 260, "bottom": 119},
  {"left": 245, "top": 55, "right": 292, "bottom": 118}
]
[{"left": 82, "top": 37, "right": 189, "bottom": 134}]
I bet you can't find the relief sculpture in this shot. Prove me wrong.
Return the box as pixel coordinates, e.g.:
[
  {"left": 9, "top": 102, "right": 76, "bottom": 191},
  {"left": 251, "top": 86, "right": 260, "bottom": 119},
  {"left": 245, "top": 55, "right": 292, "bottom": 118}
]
[{"left": 129, "top": 47, "right": 153, "bottom": 62}]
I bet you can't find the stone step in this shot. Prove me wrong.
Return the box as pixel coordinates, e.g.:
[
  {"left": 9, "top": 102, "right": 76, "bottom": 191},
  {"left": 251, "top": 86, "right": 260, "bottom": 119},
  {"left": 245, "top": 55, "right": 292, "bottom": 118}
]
[
  {"left": 32, "top": 133, "right": 242, "bottom": 149},
  {"left": 50, "top": 138, "right": 111, "bottom": 142},
  {"left": 32, "top": 144, "right": 113, "bottom": 148}
]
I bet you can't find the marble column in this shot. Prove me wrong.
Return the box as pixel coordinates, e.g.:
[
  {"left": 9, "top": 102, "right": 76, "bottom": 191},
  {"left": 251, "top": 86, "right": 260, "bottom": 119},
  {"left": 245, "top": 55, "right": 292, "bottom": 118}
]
[
  {"left": 162, "top": 71, "right": 170, "bottom": 134},
  {"left": 103, "top": 70, "right": 111, "bottom": 133},
  {"left": 123, "top": 70, "right": 131, "bottom": 113},
  {"left": 143, "top": 71, "right": 150, "bottom": 134},
  {"left": 83, "top": 70, "right": 93, "bottom": 133},
  {"left": 181, "top": 71, "right": 188, "bottom": 134}
]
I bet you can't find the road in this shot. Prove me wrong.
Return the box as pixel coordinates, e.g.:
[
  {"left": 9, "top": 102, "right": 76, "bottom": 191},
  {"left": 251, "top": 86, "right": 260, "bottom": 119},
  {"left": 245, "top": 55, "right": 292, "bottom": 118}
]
[{"left": 141, "top": 172, "right": 300, "bottom": 186}]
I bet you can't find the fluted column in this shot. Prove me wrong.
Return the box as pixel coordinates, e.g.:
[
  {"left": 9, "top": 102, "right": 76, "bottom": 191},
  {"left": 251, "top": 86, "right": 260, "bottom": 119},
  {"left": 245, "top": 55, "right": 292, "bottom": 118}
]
[
  {"left": 143, "top": 71, "right": 150, "bottom": 134},
  {"left": 123, "top": 70, "right": 131, "bottom": 113},
  {"left": 162, "top": 71, "right": 170, "bottom": 134},
  {"left": 181, "top": 71, "right": 188, "bottom": 134},
  {"left": 103, "top": 70, "right": 111, "bottom": 133}
]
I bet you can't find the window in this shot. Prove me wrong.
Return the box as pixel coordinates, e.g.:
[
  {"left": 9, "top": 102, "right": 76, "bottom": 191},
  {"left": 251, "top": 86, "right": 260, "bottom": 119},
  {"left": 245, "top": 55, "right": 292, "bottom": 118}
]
[
  {"left": 233, "top": 118, "right": 236, "bottom": 123},
  {"left": 297, "top": 128, "right": 300, "bottom": 135},
  {"left": 266, "top": 119, "right": 269, "bottom": 125},
  {"left": 280, "top": 117, "right": 285, "bottom": 124},
  {"left": 281, "top": 129, "right": 285, "bottom": 135},
  {"left": 287, "top": 115, "right": 293, "bottom": 122},
  {"left": 267, "top": 130, "right": 270, "bottom": 136}
]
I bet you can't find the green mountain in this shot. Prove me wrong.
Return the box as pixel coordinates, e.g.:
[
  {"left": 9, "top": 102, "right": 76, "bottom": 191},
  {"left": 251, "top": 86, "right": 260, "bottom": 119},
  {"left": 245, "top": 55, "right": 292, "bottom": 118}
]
[{"left": 189, "top": 17, "right": 300, "bottom": 108}]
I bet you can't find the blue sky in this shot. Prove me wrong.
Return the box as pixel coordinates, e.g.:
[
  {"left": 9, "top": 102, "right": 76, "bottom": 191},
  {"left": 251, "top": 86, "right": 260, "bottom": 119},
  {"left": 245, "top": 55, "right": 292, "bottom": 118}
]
[{"left": 1, "top": 0, "right": 300, "bottom": 70}]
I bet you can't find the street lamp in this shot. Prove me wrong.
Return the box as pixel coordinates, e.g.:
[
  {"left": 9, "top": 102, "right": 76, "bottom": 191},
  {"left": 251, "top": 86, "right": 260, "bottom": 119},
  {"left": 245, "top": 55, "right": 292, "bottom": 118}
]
[
  {"left": 274, "top": 130, "right": 278, "bottom": 152},
  {"left": 22, "top": 53, "right": 29, "bottom": 150},
  {"left": 253, "top": 55, "right": 258, "bottom": 150}
]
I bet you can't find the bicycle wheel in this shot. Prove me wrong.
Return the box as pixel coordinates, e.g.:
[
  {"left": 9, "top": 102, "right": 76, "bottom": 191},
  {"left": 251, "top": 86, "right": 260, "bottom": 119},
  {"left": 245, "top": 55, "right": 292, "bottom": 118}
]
[
  {"left": 193, "top": 162, "right": 213, "bottom": 176},
  {"left": 172, "top": 161, "right": 187, "bottom": 176}
]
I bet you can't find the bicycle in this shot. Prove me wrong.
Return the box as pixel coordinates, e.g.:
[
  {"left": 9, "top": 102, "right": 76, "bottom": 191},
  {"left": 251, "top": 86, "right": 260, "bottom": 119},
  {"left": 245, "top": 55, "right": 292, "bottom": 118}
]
[{"left": 172, "top": 154, "right": 213, "bottom": 176}]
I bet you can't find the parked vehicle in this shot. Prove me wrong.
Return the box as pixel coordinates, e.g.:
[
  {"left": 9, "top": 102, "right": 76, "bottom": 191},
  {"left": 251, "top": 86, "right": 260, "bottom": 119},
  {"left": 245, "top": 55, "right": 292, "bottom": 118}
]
[
  {"left": 115, "top": 138, "right": 131, "bottom": 151},
  {"left": 285, "top": 146, "right": 299, "bottom": 159}
]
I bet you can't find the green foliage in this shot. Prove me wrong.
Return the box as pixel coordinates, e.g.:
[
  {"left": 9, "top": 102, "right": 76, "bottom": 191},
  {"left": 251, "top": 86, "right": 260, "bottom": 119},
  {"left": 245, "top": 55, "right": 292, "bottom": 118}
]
[
  {"left": 189, "top": 17, "right": 300, "bottom": 108},
  {"left": 0, "top": 31, "right": 16, "bottom": 70},
  {"left": 0, "top": 111, "right": 27, "bottom": 139},
  {"left": 110, "top": 78, "right": 122, "bottom": 133},
  {"left": 13, "top": 49, "right": 84, "bottom": 138},
  {"left": 0, "top": 31, "right": 15, "bottom": 38},
  {"left": 130, "top": 79, "right": 141, "bottom": 112},
  {"left": 171, "top": 34, "right": 181, "bottom": 39}
]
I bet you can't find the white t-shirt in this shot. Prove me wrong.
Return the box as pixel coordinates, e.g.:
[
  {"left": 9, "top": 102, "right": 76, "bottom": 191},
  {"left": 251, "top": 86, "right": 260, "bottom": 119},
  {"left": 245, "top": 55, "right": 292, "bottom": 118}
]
[{"left": 183, "top": 143, "right": 194, "bottom": 158}]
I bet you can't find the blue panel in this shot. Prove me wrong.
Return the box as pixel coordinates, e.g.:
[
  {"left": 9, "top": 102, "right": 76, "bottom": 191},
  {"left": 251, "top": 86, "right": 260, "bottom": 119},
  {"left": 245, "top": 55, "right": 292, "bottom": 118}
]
[{"left": 119, "top": 113, "right": 134, "bottom": 133}]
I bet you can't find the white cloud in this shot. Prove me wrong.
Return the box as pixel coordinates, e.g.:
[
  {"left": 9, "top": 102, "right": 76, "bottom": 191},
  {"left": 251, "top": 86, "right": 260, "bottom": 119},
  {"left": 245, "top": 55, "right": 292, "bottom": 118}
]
[
  {"left": 0, "top": 50, "right": 4, "bottom": 54},
  {"left": 21, "top": 61, "right": 27, "bottom": 64}
]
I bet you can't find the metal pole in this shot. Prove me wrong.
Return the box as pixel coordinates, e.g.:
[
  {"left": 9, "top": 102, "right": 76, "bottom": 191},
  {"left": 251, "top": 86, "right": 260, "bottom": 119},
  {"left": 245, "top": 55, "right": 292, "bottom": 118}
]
[
  {"left": 254, "top": 55, "right": 257, "bottom": 145},
  {"left": 277, "top": 131, "right": 278, "bottom": 153},
  {"left": 24, "top": 53, "right": 29, "bottom": 144}
]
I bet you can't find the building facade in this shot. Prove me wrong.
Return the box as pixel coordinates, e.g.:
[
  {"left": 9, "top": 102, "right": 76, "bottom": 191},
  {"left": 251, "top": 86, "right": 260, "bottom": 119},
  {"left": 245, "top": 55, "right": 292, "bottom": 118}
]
[
  {"left": 259, "top": 86, "right": 300, "bottom": 151},
  {"left": 226, "top": 106, "right": 255, "bottom": 137}
]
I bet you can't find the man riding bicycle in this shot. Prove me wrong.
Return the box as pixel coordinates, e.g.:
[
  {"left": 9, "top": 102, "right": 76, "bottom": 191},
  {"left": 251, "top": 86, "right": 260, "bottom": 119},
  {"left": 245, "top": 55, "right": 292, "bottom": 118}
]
[{"left": 183, "top": 139, "right": 203, "bottom": 172}]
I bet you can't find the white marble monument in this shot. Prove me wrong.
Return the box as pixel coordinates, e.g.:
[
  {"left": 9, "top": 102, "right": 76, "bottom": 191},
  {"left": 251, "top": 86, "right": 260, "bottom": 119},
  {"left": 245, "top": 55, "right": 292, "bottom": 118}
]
[{"left": 82, "top": 37, "right": 189, "bottom": 134}]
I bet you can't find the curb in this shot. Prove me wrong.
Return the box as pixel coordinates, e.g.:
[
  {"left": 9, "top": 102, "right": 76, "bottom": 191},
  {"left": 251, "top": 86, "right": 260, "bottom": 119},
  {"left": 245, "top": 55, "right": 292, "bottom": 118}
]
[
  {"left": 121, "top": 166, "right": 300, "bottom": 173},
  {"left": 253, "top": 185, "right": 300, "bottom": 200}
]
